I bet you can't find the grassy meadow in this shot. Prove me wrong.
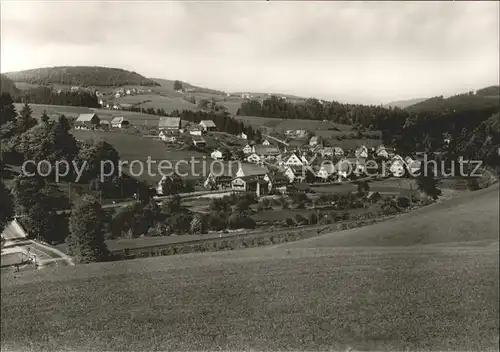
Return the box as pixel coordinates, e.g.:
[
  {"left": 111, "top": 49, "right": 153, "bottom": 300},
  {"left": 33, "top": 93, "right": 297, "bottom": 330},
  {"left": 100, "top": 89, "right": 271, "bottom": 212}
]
[
  {"left": 1, "top": 184, "right": 498, "bottom": 351},
  {"left": 71, "top": 129, "right": 221, "bottom": 183}
]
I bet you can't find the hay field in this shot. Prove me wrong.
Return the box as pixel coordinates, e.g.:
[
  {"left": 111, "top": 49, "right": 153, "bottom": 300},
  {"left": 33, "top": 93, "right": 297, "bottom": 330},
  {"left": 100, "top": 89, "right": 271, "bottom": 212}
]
[{"left": 1, "top": 184, "right": 498, "bottom": 351}]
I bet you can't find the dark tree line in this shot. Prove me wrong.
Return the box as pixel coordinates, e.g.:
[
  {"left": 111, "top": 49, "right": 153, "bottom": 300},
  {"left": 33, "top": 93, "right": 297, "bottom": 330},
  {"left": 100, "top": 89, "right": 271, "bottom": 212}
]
[
  {"left": 3, "top": 66, "right": 159, "bottom": 87},
  {"left": 16, "top": 86, "right": 100, "bottom": 108}
]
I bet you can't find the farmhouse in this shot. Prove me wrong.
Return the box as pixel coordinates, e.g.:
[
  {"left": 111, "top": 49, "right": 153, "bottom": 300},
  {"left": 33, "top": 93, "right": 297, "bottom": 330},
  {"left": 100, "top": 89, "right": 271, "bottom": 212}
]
[
  {"left": 111, "top": 116, "right": 129, "bottom": 128},
  {"left": 282, "top": 152, "right": 304, "bottom": 167},
  {"left": 254, "top": 145, "right": 281, "bottom": 160},
  {"left": 189, "top": 125, "right": 203, "bottom": 136},
  {"left": 211, "top": 149, "right": 223, "bottom": 160},
  {"left": 231, "top": 176, "right": 269, "bottom": 197},
  {"left": 159, "top": 130, "right": 177, "bottom": 143},
  {"left": 204, "top": 170, "right": 233, "bottom": 190},
  {"left": 192, "top": 135, "right": 206, "bottom": 147},
  {"left": 232, "top": 163, "right": 270, "bottom": 196},
  {"left": 236, "top": 163, "right": 268, "bottom": 178},
  {"left": 264, "top": 172, "right": 289, "bottom": 194},
  {"left": 75, "top": 113, "right": 100, "bottom": 129},
  {"left": 199, "top": 120, "right": 217, "bottom": 132},
  {"left": 158, "top": 117, "right": 181, "bottom": 132},
  {"left": 99, "top": 120, "right": 110, "bottom": 130},
  {"left": 283, "top": 165, "right": 314, "bottom": 183},
  {"left": 262, "top": 139, "right": 271, "bottom": 146}
]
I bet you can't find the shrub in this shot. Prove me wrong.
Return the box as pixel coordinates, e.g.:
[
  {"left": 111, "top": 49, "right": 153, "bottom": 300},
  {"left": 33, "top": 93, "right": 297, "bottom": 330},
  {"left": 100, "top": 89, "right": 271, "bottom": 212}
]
[
  {"left": 228, "top": 212, "right": 256, "bottom": 229},
  {"left": 396, "top": 196, "right": 410, "bottom": 208},
  {"left": 208, "top": 212, "right": 227, "bottom": 231}
]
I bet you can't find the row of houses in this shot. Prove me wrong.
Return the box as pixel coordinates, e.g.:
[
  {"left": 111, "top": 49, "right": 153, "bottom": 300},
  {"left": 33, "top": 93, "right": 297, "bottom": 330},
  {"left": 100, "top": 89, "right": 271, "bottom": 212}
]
[
  {"left": 157, "top": 117, "right": 218, "bottom": 146},
  {"left": 74, "top": 113, "right": 130, "bottom": 129}
]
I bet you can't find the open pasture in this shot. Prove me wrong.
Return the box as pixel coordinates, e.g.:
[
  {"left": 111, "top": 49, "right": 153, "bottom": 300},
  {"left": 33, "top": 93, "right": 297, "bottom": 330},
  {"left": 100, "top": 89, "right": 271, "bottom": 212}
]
[
  {"left": 1, "top": 185, "right": 498, "bottom": 351},
  {"left": 115, "top": 93, "right": 200, "bottom": 113}
]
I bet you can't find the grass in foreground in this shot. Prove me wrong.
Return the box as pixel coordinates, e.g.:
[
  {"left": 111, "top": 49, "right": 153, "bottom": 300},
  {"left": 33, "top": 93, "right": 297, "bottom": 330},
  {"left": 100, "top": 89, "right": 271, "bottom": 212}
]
[{"left": 1, "top": 185, "right": 498, "bottom": 351}]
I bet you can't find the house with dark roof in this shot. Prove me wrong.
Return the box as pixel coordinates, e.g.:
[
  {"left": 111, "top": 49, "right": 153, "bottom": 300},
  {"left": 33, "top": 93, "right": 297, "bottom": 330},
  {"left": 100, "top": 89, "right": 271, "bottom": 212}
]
[
  {"left": 231, "top": 176, "right": 269, "bottom": 197},
  {"left": 192, "top": 135, "right": 206, "bottom": 147},
  {"left": 75, "top": 113, "right": 100, "bottom": 129},
  {"left": 199, "top": 120, "right": 217, "bottom": 132},
  {"left": 158, "top": 117, "right": 181, "bottom": 131},
  {"left": 264, "top": 171, "right": 289, "bottom": 194}
]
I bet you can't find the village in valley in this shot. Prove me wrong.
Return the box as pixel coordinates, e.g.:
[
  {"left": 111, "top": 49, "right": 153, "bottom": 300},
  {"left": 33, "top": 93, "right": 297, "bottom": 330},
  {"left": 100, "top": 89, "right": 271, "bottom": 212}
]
[
  {"left": 72, "top": 106, "right": 428, "bottom": 199},
  {"left": 1, "top": 2, "right": 499, "bottom": 351}
]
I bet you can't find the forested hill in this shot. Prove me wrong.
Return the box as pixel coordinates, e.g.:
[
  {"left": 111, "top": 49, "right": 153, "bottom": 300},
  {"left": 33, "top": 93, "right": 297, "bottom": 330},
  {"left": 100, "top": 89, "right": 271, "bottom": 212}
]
[
  {"left": 0, "top": 74, "right": 21, "bottom": 97},
  {"left": 3, "top": 66, "right": 160, "bottom": 87},
  {"left": 404, "top": 86, "right": 500, "bottom": 113}
]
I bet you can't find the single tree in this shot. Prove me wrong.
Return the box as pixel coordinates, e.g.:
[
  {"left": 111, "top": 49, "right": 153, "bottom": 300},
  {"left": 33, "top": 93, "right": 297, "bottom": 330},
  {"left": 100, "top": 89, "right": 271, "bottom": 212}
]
[
  {"left": 173, "top": 80, "right": 183, "bottom": 91},
  {"left": 67, "top": 195, "right": 109, "bottom": 263},
  {"left": 416, "top": 162, "right": 442, "bottom": 201}
]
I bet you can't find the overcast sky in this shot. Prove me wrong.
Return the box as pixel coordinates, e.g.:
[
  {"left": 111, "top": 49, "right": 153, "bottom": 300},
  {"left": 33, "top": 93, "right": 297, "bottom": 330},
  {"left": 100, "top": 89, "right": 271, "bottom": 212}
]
[{"left": 1, "top": 1, "right": 498, "bottom": 104}]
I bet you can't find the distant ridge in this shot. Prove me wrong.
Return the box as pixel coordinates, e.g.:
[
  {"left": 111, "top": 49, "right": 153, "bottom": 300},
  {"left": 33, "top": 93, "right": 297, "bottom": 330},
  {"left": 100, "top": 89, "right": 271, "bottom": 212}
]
[
  {"left": 383, "top": 98, "right": 428, "bottom": 109},
  {"left": 3, "top": 66, "right": 160, "bottom": 88}
]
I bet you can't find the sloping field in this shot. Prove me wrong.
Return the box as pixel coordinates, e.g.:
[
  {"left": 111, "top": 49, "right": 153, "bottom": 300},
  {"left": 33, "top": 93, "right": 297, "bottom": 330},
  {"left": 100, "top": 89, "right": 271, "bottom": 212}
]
[
  {"left": 116, "top": 94, "right": 200, "bottom": 113},
  {"left": 1, "top": 185, "right": 498, "bottom": 351},
  {"left": 13, "top": 103, "right": 162, "bottom": 126},
  {"left": 234, "top": 115, "right": 354, "bottom": 132}
]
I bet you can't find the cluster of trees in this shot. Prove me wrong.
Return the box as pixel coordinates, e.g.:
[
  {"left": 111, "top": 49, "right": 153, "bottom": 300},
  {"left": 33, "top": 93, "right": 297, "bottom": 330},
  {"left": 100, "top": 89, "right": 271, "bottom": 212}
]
[
  {"left": 109, "top": 192, "right": 258, "bottom": 239},
  {"left": 0, "top": 74, "right": 21, "bottom": 97},
  {"left": 3, "top": 66, "right": 160, "bottom": 87},
  {"left": 16, "top": 86, "right": 100, "bottom": 108},
  {"left": 0, "top": 93, "right": 153, "bottom": 254}
]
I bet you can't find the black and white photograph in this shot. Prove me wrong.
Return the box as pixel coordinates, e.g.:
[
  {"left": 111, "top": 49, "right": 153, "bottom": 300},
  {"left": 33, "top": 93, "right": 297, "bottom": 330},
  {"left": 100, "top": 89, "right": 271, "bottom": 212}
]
[{"left": 0, "top": 1, "right": 499, "bottom": 351}]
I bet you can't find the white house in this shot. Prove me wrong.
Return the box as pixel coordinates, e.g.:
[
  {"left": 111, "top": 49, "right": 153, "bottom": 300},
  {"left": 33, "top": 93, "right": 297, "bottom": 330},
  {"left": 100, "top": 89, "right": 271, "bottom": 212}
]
[
  {"left": 110, "top": 116, "right": 129, "bottom": 128},
  {"left": 239, "top": 132, "right": 248, "bottom": 140},
  {"left": 355, "top": 146, "right": 369, "bottom": 159},
  {"left": 211, "top": 149, "right": 223, "bottom": 160},
  {"left": 282, "top": 152, "right": 304, "bottom": 167},
  {"left": 243, "top": 144, "right": 253, "bottom": 154},
  {"left": 246, "top": 153, "right": 261, "bottom": 164},
  {"left": 390, "top": 156, "right": 406, "bottom": 177},
  {"left": 262, "top": 139, "right": 271, "bottom": 146}
]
